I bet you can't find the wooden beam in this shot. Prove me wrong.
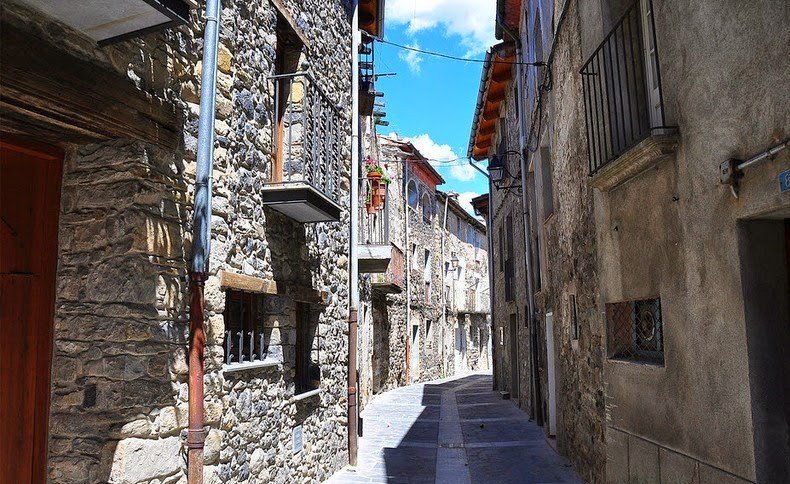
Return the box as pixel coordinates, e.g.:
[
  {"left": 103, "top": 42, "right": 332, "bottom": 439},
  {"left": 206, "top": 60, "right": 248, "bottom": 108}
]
[
  {"left": 0, "top": 22, "right": 178, "bottom": 149},
  {"left": 487, "top": 88, "right": 506, "bottom": 103},
  {"left": 219, "top": 271, "right": 279, "bottom": 294},
  {"left": 482, "top": 104, "right": 501, "bottom": 121},
  {"left": 479, "top": 124, "right": 495, "bottom": 136},
  {"left": 270, "top": 0, "right": 311, "bottom": 50},
  {"left": 491, "top": 69, "right": 512, "bottom": 84}
]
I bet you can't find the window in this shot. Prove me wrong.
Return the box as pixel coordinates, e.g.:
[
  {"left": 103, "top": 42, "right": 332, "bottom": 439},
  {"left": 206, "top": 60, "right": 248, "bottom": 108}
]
[
  {"left": 458, "top": 220, "right": 465, "bottom": 241},
  {"left": 527, "top": 172, "right": 542, "bottom": 291},
  {"left": 273, "top": 13, "right": 305, "bottom": 182},
  {"left": 423, "top": 249, "right": 431, "bottom": 281},
  {"left": 295, "top": 303, "right": 320, "bottom": 393},
  {"left": 466, "top": 225, "right": 475, "bottom": 245},
  {"left": 421, "top": 193, "right": 432, "bottom": 222},
  {"left": 411, "top": 243, "right": 419, "bottom": 270},
  {"left": 474, "top": 233, "right": 481, "bottom": 259},
  {"left": 224, "top": 291, "right": 266, "bottom": 365},
  {"left": 407, "top": 180, "right": 419, "bottom": 208},
  {"left": 570, "top": 294, "right": 579, "bottom": 340},
  {"left": 606, "top": 297, "right": 664, "bottom": 364},
  {"left": 498, "top": 223, "right": 504, "bottom": 272},
  {"left": 425, "top": 282, "right": 431, "bottom": 304},
  {"left": 505, "top": 214, "right": 514, "bottom": 301},
  {"left": 540, "top": 146, "right": 554, "bottom": 221},
  {"left": 426, "top": 320, "right": 434, "bottom": 340}
]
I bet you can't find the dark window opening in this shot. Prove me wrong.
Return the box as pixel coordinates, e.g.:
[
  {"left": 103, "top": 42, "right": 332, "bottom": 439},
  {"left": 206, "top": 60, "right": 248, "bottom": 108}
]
[
  {"left": 540, "top": 146, "right": 554, "bottom": 221},
  {"left": 570, "top": 294, "right": 579, "bottom": 340},
  {"left": 295, "top": 303, "right": 320, "bottom": 394},
  {"left": 505, "top": 214, "right": 514, "bottom": 301},
  {"left": 224, "top": 290, "right": 268, "bottom": 365},
  {"left": 606, "top": 297, "right": 664, "bottom": 364}
]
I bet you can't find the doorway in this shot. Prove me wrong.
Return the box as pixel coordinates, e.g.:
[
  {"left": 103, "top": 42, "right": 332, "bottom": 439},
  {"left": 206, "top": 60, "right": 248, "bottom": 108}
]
[
  {"left": 409, "top": 322, "right": 420, "bottom": 383},
  {"left": 455, "top": 317, "right": 468, "bottom": 374},
  {"left": 0, "top": 138, "right": 63, "bottom": 483},
  {"left": 509, "top": 314, "right": 519, "bottom": 399},
  {"left": 545, "top": 311, "right": 557, "bottom": 436},
  {"left": 738, "top": 218, "right": 790, "bottom": 482}
]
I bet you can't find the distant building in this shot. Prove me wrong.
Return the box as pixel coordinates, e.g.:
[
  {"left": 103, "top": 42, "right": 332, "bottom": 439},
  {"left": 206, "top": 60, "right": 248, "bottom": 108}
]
[{"left": 356, "top": 135, "right": 491, "bottom": 408}]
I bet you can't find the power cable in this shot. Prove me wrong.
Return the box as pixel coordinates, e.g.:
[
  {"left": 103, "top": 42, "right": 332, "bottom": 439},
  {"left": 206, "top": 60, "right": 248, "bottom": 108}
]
[{"left": 375, "top": 38, "right": 546, "bottom": 67}]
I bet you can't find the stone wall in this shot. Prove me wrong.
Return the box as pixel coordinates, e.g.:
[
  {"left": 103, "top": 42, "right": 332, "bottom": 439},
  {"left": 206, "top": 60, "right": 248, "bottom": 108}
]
[{"left": 4, "top": 0, "right": 354, "bottom": 481}]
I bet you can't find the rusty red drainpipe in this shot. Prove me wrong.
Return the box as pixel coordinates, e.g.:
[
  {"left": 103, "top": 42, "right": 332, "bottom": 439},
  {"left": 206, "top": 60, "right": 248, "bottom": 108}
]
[
  {"left": 187, "top": 0, "right": 221, "bottom": 482},
  {"left": 187, "top": 273, "right": 206, "bottom": 483},
  {"left": 347, "top": 308, "right": 359, "bottom": 466}
]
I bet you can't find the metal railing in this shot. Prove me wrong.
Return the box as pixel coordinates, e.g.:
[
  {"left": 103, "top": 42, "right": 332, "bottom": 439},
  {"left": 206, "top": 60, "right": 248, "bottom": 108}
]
[
  {"left": 580, "top": 0, "right": 673, "bottom": 175},
  {"left": 359, "top": 202, "right": 389, "bottom": 245},
  {"left": 224, "top": 329, "right": 271, "bottom": 365},
  {"left": 268, "top": 72, "right": 343, "bottom": 202}
]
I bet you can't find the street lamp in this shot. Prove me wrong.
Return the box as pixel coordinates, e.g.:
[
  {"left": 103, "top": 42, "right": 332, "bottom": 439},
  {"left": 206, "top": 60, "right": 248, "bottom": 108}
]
[
  {"left": 487, "top": 150, "right": 523, "bottom": 190},
  {"left": 450, "top": 252, "right": 460, "bottom": 272}
]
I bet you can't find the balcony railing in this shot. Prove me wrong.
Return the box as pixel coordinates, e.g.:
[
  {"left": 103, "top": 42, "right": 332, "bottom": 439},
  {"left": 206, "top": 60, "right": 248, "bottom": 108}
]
[
  {"left": 359, "top": 202, "right": 389, "bottom": 246},
  {"left": 580, "top": 0, "right": 674, "bottom": 175},
  {"left": 262, "top": 72, "right": 344, "bottom": 222}
]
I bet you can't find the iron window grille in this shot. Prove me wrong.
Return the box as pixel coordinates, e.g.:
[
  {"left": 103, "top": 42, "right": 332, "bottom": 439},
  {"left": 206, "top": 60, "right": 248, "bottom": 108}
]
[
  {"left": 580, "top": 0, "right": 675, "bottom": 175},
  {"left": 606, "top": 297, "right": 664, "bottom": 364},
  {"left": 224, "top": 290, "right": 271, "bottom": 365}
]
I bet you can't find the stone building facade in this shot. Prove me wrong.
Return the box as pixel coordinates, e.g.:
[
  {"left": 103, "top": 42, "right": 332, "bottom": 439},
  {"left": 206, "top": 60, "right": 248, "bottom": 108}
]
[
  {"left": 471, "top": 0, "right": 788, "bottom": 482},
  {"left": 0, "top": 0, "right": 369, "bottom": 482},
  {"left": 355, "top": 135, "right": 492, "bottom": 411}
]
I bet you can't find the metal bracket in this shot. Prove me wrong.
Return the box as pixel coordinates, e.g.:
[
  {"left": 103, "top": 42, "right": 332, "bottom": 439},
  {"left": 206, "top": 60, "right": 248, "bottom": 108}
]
[
  {"left": 719, "top": 158, "right": 743, "bottom": 199},
  {"left": 181, "top": 427, "right": 209, "bottom": 449}
]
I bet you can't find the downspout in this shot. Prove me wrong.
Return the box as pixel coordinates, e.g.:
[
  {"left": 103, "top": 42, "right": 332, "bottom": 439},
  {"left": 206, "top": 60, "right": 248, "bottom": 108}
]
[
  {"left": 440, "top": 192, "right": 454, "bottom": 377},
  {"left": 486, "top": 185, "right": 496, "bottom": 387},
  {"left": 187, "top": 0, "right": 221, "bottom": 482},
  {"left": 404, "top": 156, "right": 411, "bottom": 383},
  {"left": 499, "top": 16, "right": 541, "bottom": 422},
  {"left": 348, "top": 1, "right": 360, "bottom": 467}
]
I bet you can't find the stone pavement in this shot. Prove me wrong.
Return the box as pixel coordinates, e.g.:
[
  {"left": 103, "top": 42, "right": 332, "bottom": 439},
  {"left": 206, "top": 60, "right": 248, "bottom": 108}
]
[{"left": 325, "top": 373, "right": 582, "bottom": 484}]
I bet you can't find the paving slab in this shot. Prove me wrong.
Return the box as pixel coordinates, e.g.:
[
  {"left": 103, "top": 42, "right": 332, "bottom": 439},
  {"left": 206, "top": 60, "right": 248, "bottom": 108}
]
[{"left": 325, "top": 373, "right": 582, "bottom": 484}]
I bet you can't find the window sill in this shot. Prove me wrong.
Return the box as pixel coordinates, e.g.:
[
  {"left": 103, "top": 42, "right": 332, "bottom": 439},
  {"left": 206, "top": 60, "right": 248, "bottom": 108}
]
[
  {"left": 589, "top": 133, "right": 678, "bottom": 191},
  {"left": 222, "top": 358, "right": 282, "bottom": 373},
  {"left": 292, "top": 388, "right": 323, "bottom": 402},
  {"left": 607, "top": 357, "right": 665, "bottom": 369}
]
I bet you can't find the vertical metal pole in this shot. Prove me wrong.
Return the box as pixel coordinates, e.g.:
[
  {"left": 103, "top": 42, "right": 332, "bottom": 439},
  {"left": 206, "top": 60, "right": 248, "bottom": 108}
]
[
  {"left": 188, "top": 1, "right": 220, "bottom": 482},
  {"left": 513, "top": 32, "right": 539, "bottom": 421},
  {"left": 348, "top": 1, "right": 360, "bottom": 467}
]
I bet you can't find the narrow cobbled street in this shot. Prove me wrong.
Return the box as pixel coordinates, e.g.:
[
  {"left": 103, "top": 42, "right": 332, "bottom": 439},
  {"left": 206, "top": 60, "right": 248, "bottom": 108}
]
[{"left": 327, "top": 373, "right": 581, "bottom": 483}]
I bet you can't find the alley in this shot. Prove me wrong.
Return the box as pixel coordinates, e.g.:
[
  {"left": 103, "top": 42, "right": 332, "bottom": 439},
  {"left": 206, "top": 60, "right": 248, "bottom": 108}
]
[{"left": 327, "top": 373, "right": 581, "bottom": 484}]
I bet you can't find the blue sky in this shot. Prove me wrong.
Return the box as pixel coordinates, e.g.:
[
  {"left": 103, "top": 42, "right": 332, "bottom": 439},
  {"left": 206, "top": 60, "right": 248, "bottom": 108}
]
[{"left": 375, "top": 0, "right": 497, "bottom": 215}]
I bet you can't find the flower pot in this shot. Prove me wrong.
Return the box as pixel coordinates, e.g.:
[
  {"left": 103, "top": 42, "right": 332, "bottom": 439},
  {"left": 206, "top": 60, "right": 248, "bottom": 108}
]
[
  {"left": 377, "top": 185, "right": 387, "bottom": 196},
  {"left": 367, "top": 171, "right": 382, "bottom": 180},
  {"left": 371, "top": 192, "right": 381, "bottom": 208},
  {"left": 365, "top": 202, "right": 376, "bottom": 214}
]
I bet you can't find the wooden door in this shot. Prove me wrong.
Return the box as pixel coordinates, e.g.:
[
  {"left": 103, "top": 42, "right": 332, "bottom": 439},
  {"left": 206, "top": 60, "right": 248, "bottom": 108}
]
[{"left": 0, "top": 137, "right": 63, "bottom": 483}]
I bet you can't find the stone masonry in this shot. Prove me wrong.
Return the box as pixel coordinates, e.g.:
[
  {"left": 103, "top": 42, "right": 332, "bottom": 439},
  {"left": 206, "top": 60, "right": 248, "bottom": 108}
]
[{"left": 3, "top": 0, "right": 355, "bottom": 482}]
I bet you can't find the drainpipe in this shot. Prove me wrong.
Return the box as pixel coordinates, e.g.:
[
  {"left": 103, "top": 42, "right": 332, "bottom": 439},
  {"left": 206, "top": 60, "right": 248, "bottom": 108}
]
[
  {"left": 502, "top": 20, "right": 541, "bottom": 422},
  {"left": 404, "top": 156, "right": 411, "bottom": 383},
  {"left": 440, "top": 191, "right": 457, "bottom": 377},
  {"left": 348, "top": 1, "right": 360, "bottom": 467},
  {"left": 187, "top": 0, "right": 221, "bottom": 482}
]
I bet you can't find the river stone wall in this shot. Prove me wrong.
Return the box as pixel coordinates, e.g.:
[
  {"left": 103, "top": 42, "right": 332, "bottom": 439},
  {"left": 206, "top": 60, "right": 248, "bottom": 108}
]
[{"left": 3, "top": 0, "right": 353, "bottom": 482}]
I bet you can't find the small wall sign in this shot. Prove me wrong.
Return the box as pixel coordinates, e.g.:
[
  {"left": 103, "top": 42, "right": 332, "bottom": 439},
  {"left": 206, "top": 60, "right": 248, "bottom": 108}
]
[
  {"left": 780, "top": 169, "right": 790, "bottom": 193},
  {"left": 293, "top": 425, "right": 303, "bottom": 455}
]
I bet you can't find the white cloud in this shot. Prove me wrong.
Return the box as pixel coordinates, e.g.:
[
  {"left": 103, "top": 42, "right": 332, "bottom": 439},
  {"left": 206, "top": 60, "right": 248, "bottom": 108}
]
[
  {"left": 400, "top": 133, "right": 479, "bottom": 182},
  {"left": 404, "top": 133, "right": 457, "bottom": 161},
  {"left": 398, "top": 42, "right": 424, "bottom": 74},
  {"left": 386, "top": 0, "right": 497, "bottom": 56},
  {"left": 457, "top": 191, "right": 481, "bottom": 218},
  {"left": 449, "top": 163, "right": 477, "bottom": 182}
]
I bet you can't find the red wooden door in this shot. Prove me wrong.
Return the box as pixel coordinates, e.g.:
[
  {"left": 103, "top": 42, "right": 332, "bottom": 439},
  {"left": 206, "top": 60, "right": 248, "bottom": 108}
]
[{"left": 0, "top": 138, "right": 63, "bottom": 483}]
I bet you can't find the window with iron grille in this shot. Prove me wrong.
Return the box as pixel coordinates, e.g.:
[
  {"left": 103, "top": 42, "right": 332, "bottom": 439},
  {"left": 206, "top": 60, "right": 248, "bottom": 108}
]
[
  {"left": 606, "top": 297, "right": 664, "bottom": 364},
  {"left": 224, "top": 290, "right": 268, "bottom": 365}
]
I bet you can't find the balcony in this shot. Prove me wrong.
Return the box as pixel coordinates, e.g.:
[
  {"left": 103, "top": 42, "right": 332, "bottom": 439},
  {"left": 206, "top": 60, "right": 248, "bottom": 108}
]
[
  {"left": 370, "top": 245, "right": 404, "bottom": 294},
  {"left": 580, "top": 0, "right": 677, "bottom": 189},
  {"left": 261, "top": 72, "right": 343, "bottom": 223},
  {"left": 358, "top": 202, "right": 391, "bottom": 273}
]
